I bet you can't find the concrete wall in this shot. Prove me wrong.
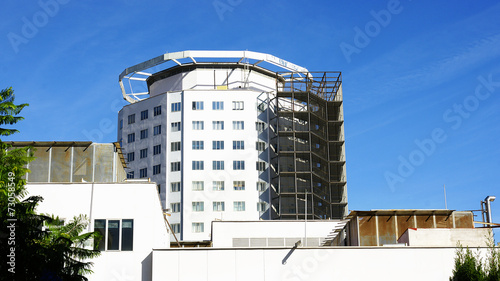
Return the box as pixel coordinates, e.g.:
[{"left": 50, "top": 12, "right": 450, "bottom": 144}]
[
  {"left": 212, "top": 220, "right": 346, "bottom": 248},
  {"left": 151, "top": 246, "right": 485, "bottom": 281},
  {"left": 27, "top": 182, "right": 170, "bottom": 281},
  {"left": 398, "top": 228, "right": 492, "bottom": 247}
]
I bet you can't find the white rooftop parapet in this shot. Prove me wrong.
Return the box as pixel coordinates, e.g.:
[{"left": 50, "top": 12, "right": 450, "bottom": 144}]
[{"left": 118, "top": 50, "right": 309, "bottom": 103}]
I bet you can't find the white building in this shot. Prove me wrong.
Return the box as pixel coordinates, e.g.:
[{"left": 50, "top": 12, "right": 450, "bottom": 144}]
[{"left": 117, "top": 50, "right": 348, "bottom": 242}]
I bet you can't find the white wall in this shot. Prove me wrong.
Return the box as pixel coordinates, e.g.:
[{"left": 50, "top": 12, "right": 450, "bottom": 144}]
[
  {"left": 398, "top": 228, "right": 492, "bottom": 247},
  {"left": 212, "top": 221, "right": 346, "bottom": 248},
  {"left": 27, "top": 182, "right": 170, "bottom": 281},
  {"left": 152, "top": 246, "right": 483, "bottom": 281}
]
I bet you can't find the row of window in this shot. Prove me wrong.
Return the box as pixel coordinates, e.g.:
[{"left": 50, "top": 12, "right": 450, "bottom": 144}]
[
  {"left": 126, "top": 144, "right": 161, "bottom": 162},
  {"left": 190, "top": 101, "right": 244, "bottom": 111},
  {"left": 192, "top": 121, "right": 265, "bottom": 131},
  {"left": 169, "top": 222, "right": 206, "bottom": 234},
  {"left": 189, "top": 140, "right": 264, "bottom": 151},
  {"left": 127, "top": 164, "right": 161, "bottom": 179},
  {"left": 170, "top": 181, "right": 267, "bottom": 192},
  {"left": 171, "top": 201, "right": 267, "bottom": 213},
  {"left": 121, "top": 106, "right": 161, "bottom": 128},
  {"left": 169, "top": 161, "right": 266, "bottom": 171},
  {"left": 127, "top": 125, "right": 161, "bottom": 143},
  {"left": 94, "top": 219, "right": 133, "bottom": 251}
]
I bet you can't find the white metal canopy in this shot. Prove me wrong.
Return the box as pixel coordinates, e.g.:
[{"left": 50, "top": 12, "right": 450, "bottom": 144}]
[{"left": 118, "top": 50, "right": 309, "bottom": 103}]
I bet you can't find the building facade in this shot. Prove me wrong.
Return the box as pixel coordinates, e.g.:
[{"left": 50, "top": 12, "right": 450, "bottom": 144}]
[{"left": 117, "top": 51, "right": 347, "bottom": 241}]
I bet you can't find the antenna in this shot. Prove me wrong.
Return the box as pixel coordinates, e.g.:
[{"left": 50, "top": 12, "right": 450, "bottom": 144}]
[{"left": 444, "top": 184, "right": 448, "bottom": 209}]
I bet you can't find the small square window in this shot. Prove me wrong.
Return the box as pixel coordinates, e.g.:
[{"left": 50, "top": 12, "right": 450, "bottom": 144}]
[
  {"left": 154, "top": 106, "right": 162, "bottom": 116},
  {"left": 192, "top": 222, "right": 204, "bottom": 233},
  {"left": 171, "top": 203, "right": 181, "bottom": 213},
  {"left": 154, "top": 144, "right": 162, "bottom": 155},
  {"left": 153, "top": 164, "right": 161, "bottom": 175},
  {"left": 212, "top": 101, "right": 224, "bottom": 110},
  {"left": 233, "top": 121, "right": 244, "bottom": 130},
  {"left": 140, "top": 129, "right": 148, "bottom": 139},
  {"left": 171, "top": 142, "right": 180, "bottom": 152},
  {"left": 213, "top": 121, "right": 224, "bottom": 130},
  {"left": 127, "top": 133, "right": 135, "bottom": 143},
  {"left": 171, "top": 102, "right": 181, "bottom": 112},
  {"left": 256, "top": 141, "right": 266, "bottom": 151},
  {"left": 232, "top": 101, "right": 244, "bottom": 110},
  {"left": 141, "top": 110, "right": 148, "bottom": 120},
  {"left": 213, "top": 202, "right": 225, "bottom": 211},
  {"left": 192, "top": 161, "right": 204, "bottom": 170},
  {"left": 213, "top": 181, "right": 224, "bottom": 191},
  {"left": 140, "top": 148, "right": 147, "bottom": 159},
  {"left": 233, "top": 181, "right": 245, "bottom": 191},
  {"left": 126, "top": 171, "right": 134, "bottom": 179},
  {"left": 192, "top": 181, "right": 204, "bottom": 191},
  {"left": 213, "top": 161, "right": 224, "bottom": 170},
  {"left": 128, "top": 114, "right": 135, "bottom": 124},
  {"left": 192, "top": 101, "right": 204, "bottom": 110},
  {"left": 154, "top": 125, "right": 162, "bottom": 135},
  {"left": 233, "top": 160, "right": 245, "bottom": 170},
  {"left": 192, "top": 202, "right": 204, "bottom": 212},
  {"left": 233, "top": 141, "right": 244, "bottom": 150},
  {"left": 192, "top": 141, "right": 204, "bottom": 150},
  {"left": 171, "top": 162, "right": 181, "bottom": 172},
  {"left": 139, "top": 168, "right": 147, "bottom": 178},
  {"left": 127, "top": 152, "right": 134, "bottom": 162},
  {"left": 212, "top": 141, "right": 224, "bottom": 150},
  {"left": 192, "top": 121, "right": 204, "bottom": 130},
  {"left": 233, "top": 201, "right": 245, "bottom": 211},
  {"left": 171, "top": 182, "right": 181, "bottom": 192},
  {"left": 171, "top": 122, "right": 181, "bottom": 132}
]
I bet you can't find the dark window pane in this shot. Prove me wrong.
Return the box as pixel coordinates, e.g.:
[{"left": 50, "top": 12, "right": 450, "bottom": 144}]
[
  {"left": 94, "top": 219, "right": 106, "bottom": 251},
  {"left": 121, "top": 219, "right": 134, "bottom": 251},
  {"left": 107, "top": 220, "right": 120, "bottom": 250}
]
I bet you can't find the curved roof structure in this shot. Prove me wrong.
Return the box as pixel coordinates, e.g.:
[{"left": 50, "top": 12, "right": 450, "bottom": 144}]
[{"left": 118, "top": 50, "right": 309, "bottom": 103}]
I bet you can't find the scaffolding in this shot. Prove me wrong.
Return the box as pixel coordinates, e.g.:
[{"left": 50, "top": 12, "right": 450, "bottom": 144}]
[{"left": 270, "top": 72, "right": 347, "bottom": 220}]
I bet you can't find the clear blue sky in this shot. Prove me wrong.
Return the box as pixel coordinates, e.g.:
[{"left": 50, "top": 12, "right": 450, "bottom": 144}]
[{"left": 2, "top": 1, "right": 499, "bottom": 236}]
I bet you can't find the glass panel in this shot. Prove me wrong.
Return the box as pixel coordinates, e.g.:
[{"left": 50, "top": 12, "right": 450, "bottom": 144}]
[
  {"left": 107, "top": 220, "right": 120, "bottom": 250},
  {"left": 121, "top": 219, "right": 133, "bottom": 251},
  {"left": 94, "top": 219, "right": 106, "bottom": 251}
]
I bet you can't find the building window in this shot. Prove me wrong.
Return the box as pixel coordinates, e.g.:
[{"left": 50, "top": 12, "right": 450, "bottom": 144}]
[
  {"left": 213, "top": 181, "right": 224, "bottom": 191},
  {"left": 256, "top": 141, "right": 266, "bottom": 151},
  {"left": 256, "top": 122, "right": 265, "bottom": 131},
  {"left": 192, "top": 202, "right": 204, "bottom": 212},
  {"left": 233, "top": 121, "right": 244, "bottom": 130},
  {"left": 192, "top": 222, "right": 204, "bottom": 233},
  {"left": 126, "top": 171, "right": 134, "bottom": 179},
  {"left": 257, "top": 102, "right": 266, "bottom": 112},
  {"left": 192, "top": 161, "right": 204, "bottom": 170},
  {"left": 171, "top": 223, "right": 181, "bottom": 234},
  {"left": 232, "top": 101, "right": 244, "bottom": 110},
  {"left": 127, "top": 133, "right": 135, "bottom": 143},
  {"left": 171, "top": 162, "right": 181, "bottom": 172},
  {"left": 213, "top": 202, "right": 225, "bottom": 211},
  {"left": 154, "top": 144, "right": 162, "bottom": 155},
  {"left": 212, "top": 161, "right": 224, "bottom": 170},
  {"left": 171, "top": 102, "right": 181, "bottom": 112},
  {"left": 233, "top": 201, "right": 245, "bottom": 212},
  {"left": 154, "top": 125, "right": 162, "bottom": 135},
  {"left": 141, "top": 110, "right": 148, "bottom": 120},
  {"left": 233, "top": 181, "right": 245, "bottom": 191},
  {"left": 153, "top": 164, "right": 161, "bottom": 175},
  {"left": 127, "top": 114, "right": 135, "bottom": 124},
  {"left": 192, "top": 141, "right": 204, "bottom": 150},
  {"left": 171, "top": 223, "right": 180, "bottom": 234},
  {"left": 233, "top": 140, "right": 244, "bottom": 150},
  {"left": 192, "top": 121, "right": 204, "bottom": 130},
  {"left": 119, "top": 120, "right": 123, "bottom": 129},
  {"left": 257, "top": 202, "right": 267, "bottom": 212},
  {"left": 171, "top": 182, "right": 181, "bottom": 192},
  {"left": 212, "top": 140, "right": 224, "bottom": 150},
  {"left": 212, "top": 121, "right": 224, "bottom": 130},
  {"left": 256, "top": 161, "right": 266, "bottom": 171},
  {"left": 94, "top": 219, "right": 133, "bottom": 251},
  {"left": 127, "top": 152, "right": 134, "bottom": 162},
  {"left": 139, "top": 168, "right": 147, "bottom": 178},
  {"left": 212, "top": 101, "right": 224, "bottom": 110},
  {"left": 140, "top": 129, "right": 148, "bottom": 139},
  {"left": 233, "top": 160, "right": 245, "bottom": 170},
  {"left": 140, "top": 148, "right": 147, "bottom": 159},
  {"left": 257, "top": 181, "right": 266, "bottom": 191},
  {"left": 192, "top": 101, "right": 204, "bottom": 110},
  {"left": 171, "top": 203, "right": 181, "bottom": 213},
  {"left": 171, "top": 142, "right": 180, "bottom": 152},
  {"left": 154, "top": 106, "right": 161, "bottom": 116},
  {"left": 171, "top": 122, "right": 181, "bottom": 132},
  {"left": 192, "top": 181, "right": 204, "bottom": 191}
]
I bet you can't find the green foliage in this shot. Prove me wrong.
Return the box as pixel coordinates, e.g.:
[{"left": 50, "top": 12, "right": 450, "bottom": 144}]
[
  {"left": 0, "top": 87, "right": 100, "bottom": 280},
  {"left": 450, "top": 238, "right": 500, "bottom": 281},
  {"left": 0, "top": 87, "right": 28, "bottom": 137}
]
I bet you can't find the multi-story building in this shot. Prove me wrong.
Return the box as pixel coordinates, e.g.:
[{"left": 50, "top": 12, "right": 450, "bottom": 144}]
[{"left": 117, "top": 51, "right": 347, "bottom": 241}]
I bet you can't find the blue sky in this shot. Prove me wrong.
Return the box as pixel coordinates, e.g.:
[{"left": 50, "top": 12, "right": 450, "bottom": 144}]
[{"left": 2, "top": 1, "right": 499, "bottom": 235}]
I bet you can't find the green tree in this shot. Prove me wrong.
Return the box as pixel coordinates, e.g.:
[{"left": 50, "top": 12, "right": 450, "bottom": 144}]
[
  {"left": 450, "top": 237, "right": 500, "bottom": 281},
  {"left": 0, "top": 87, "right": 100, "bottom": 280}
]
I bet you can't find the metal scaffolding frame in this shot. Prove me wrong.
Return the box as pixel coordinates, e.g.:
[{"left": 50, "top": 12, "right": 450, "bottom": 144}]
[{"left": 270, "top": 72, "right": 347, "bottom": 220}]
